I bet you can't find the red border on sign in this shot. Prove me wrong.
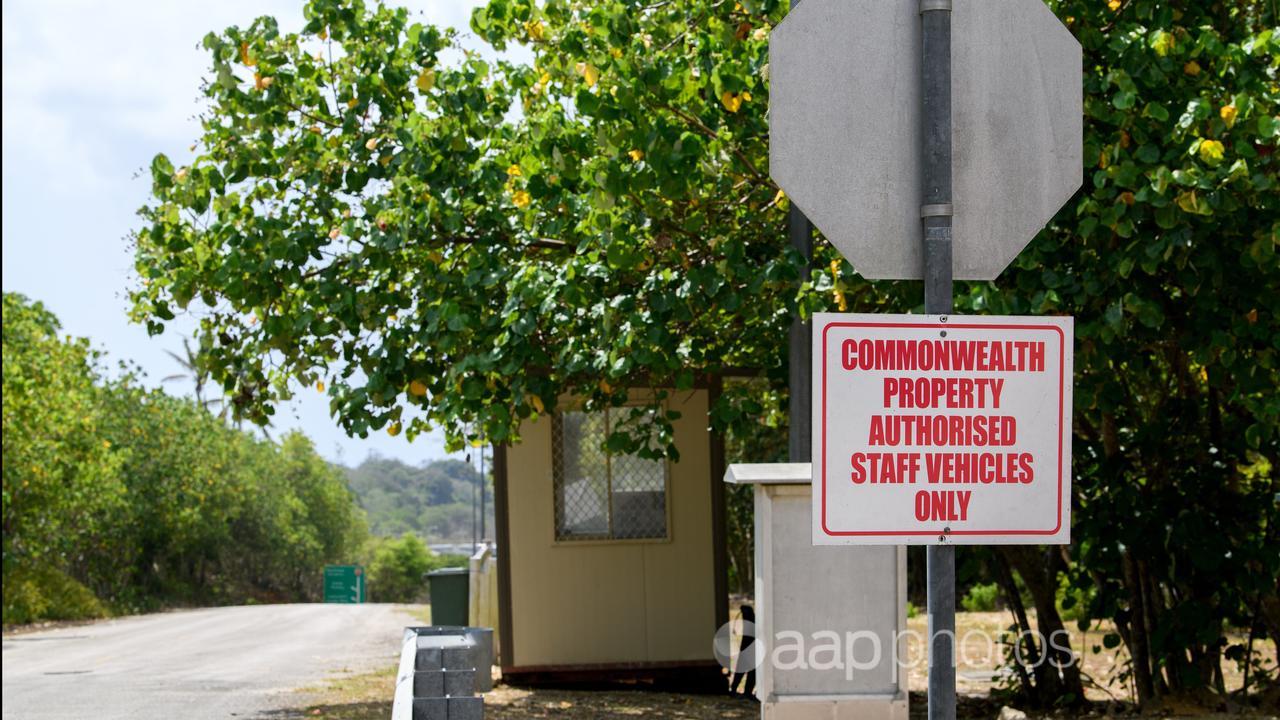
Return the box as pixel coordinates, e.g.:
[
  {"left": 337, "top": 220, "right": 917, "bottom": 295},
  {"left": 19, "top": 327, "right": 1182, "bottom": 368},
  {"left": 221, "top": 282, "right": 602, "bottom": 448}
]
[{"left": 819, "top": 320, "right": 1066, "bottom": 537}]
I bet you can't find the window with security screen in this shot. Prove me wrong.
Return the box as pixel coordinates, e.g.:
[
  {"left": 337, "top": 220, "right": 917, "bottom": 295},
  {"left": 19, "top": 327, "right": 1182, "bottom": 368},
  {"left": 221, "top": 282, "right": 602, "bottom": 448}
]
[{"left": 552, "top": 409, "right": 669, "bottom": 541}]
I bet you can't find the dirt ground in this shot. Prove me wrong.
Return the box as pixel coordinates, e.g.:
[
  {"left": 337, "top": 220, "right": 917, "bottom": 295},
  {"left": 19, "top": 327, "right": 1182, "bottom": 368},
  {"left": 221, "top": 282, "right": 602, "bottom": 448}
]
[
  {"left": 283, "top": 610, "right": 1279, "bottom": 720},
  {"left": 900, "top": 611, "right": 1278, "bottom": 704}
]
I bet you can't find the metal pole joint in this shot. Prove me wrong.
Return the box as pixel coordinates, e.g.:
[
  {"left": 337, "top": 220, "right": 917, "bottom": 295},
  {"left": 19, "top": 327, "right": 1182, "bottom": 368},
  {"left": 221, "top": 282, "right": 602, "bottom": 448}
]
[{"left": 919, "top": 0, "right": 952, "bottom": 14}]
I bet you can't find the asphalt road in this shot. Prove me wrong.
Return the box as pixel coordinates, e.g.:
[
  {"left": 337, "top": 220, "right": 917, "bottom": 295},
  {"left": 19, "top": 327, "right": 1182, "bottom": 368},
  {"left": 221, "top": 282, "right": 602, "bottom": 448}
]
[{"left": 2, "top": 603, "right": 420, "bottom": 720}]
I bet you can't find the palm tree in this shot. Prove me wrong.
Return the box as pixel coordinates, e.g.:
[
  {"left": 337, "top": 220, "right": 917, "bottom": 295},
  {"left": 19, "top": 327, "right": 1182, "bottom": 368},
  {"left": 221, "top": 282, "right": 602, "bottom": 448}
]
[
  {"left": 162, "top": 337, "right": 220, "bottom": 410},
  {"left": 163, "top": 337, "right": 274, "bottom": 441}
]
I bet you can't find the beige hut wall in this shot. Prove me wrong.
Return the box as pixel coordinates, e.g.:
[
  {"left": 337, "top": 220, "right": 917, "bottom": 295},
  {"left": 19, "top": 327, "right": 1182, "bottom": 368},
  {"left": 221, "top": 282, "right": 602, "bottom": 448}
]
[{"left": 504, "top": 389, "right": 716, "bottom": 669}]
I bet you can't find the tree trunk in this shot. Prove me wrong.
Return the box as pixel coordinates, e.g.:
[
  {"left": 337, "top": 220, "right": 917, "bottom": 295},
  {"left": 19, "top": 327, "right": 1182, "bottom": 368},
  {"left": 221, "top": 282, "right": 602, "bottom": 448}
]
[
  {"left": 1123, "top": 551, "right": 1157, "bottom": 703},
  {"left": 992, "top": 550, "right": 1035, "bottom": 704},
  {"left": 998, "top": 546, "right": 1086, "bottom": 707}
]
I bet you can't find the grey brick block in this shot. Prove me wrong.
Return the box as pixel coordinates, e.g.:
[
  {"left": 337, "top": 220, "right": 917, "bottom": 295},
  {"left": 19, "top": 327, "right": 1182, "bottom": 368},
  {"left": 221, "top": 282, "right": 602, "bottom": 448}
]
[
  {"left": 447, "top": 696, "right": 483, "bottom": 720},
  {"left": 415, "top": 646, "right": 442, "bottom": 671},
  {"left": 443, "top": 669, "right": 475, "bottom": 697},
  {"left": 442, "top": 645, "right": 475, "bottom": 671},
  {"left": 412, "top": 670, "right": 444, "bottom": 698},
  {"left": 411, "top": 697, "right": 447, "bottom": 720}
]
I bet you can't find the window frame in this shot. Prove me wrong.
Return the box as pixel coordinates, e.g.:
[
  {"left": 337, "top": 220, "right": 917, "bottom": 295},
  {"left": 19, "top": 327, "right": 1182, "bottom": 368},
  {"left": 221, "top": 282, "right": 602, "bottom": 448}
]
[{"left": 550, "top": 403, "right": 672, "bottom": 545}]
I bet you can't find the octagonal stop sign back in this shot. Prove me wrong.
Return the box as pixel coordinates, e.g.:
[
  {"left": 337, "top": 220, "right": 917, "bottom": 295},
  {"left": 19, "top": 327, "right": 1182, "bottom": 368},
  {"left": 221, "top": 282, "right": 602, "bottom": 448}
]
[{"left": 770, "top": 0, "right": 1083, "bottom": 281}]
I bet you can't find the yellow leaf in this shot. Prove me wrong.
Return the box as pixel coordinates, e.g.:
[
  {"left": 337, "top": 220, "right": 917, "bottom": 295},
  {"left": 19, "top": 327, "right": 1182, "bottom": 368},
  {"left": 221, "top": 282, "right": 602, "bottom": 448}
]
[
  {"left": 512, "top": 190, "right": 532, "bottom": 209},
  {"left": 316, "top": 380, "right": 325, "bottom": 392},
  {"left": 1107, "top": 0, "right": 1121, "bottom": 10},
  {"left": 1183, "top": 61, "right": 1201, "bottom": 76},
  {"left": 599, "top": 379, "right": 613, "bottom": 394},
  {"left": 416, "top": 67, "right": 436, "bottom": 92},
  {"left": 721, "top": 91, "right": 743, "bottom": 113},
  {"left": 507, "top": 164, "right": 522, "bottom": 177},
  {"left": 254, "top": 73, "right": 273, "bottom": 91},
  {"left": 365, "top": 137, "right": 378, "bottom": 151},
  {"left": 387, "top": 421, "right": 402, "bottom": 437},
  {"left": 524, "top": 20, "right": 545, "bottom": 41},
  {"left": 628, "top": 149, "right": 644, "bottom": 162},
  {"left": 239, "top": 42, "right": 256, "bottom": 67},
  {"left": 1220, "top": 104, "right": 1238, "bottom": 128},
  {"left": 1175, "top": 190, "right": 1201, "bottom": 214},
  {"left": 409, "top": 380, "right": 428, "bottom": 397},
  {"left": 742, "top": 91, "right": 752, "bottom": 103},
  {"left": 575, "top": 62, "right": 599, "bottom": 87},
  {"left": 1198, "top": 139, "right": 1225, "bottom": 165},
  {"left": 531, "top": 395, "right": 545, "bottom": 413},
  {"left": 347, "top": 97, "right": 359, "bottom": 109}
]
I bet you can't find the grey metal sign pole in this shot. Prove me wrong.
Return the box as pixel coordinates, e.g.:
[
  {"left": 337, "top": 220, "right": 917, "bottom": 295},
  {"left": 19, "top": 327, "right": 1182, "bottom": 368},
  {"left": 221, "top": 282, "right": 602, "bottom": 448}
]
[
  {"left": 921, "top": 1, "right": 956, "bottom": 720},
  {"left": 788, "top": 203, "right": 813, "bottom": 463},
  {"left": 787, "top": 0, "right": 813, "bottom": 465}
]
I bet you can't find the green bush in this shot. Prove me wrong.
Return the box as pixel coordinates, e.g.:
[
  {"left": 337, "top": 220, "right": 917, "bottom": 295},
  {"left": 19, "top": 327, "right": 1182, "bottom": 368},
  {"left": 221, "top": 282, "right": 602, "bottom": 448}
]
[
  {"left": 961, "top": 582, "right": 1000, "bottom": 613},
  {"left": 3, "top": 566, "right": 108, "bottom": 626},
  {"left": 364, "top": 534, "right": 470, "bottom": 603},
  {"left": 367, "top": 534, "right": 436, "bottom": 603}
]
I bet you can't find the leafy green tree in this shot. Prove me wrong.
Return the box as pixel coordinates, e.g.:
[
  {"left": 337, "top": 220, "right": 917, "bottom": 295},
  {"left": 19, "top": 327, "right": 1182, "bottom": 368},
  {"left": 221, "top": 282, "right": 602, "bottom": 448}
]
[
  {"left": 366, "top": 532, "right": 437, "bottom": 602},
  {"left": 2, "top": 293, "right": 125, "bottom": 618},
  {"left": 4, "top": 293, "right": 368, "bottom": 621},
  {"left": 983, "top": 0, "right": 1280, "bottom": 705},
  {"left": 130, "top": 0, "right": 1277, "bottom": 705},
  {"left": 128, "top": 0, "right": 797, "bottom": 457}
]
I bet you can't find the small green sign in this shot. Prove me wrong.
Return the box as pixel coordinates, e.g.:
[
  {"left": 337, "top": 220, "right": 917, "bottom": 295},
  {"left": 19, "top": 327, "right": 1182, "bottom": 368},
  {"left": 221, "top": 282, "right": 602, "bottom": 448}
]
[{"left": 323, "top": 565, "right": 366, "bottom": 604}]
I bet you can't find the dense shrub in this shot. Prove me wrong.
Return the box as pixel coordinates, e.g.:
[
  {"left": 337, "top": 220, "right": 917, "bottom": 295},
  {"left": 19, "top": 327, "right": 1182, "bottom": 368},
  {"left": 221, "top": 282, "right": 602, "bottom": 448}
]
[
  {"left": 962, "top": 582, "right": 1000, "bottom": 613},
  {"left": 2, "top": 293, "right": 368, "bottom": 623},
  {"left": 364, "top": 533, "right": 466, "bottom": 603}
]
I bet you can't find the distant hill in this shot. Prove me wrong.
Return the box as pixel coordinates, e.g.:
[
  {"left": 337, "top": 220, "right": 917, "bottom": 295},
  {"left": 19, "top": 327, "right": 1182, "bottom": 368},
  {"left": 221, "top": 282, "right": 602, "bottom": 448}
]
[{"left": 344, "top": 455, "right": 494, "bottom": 544}]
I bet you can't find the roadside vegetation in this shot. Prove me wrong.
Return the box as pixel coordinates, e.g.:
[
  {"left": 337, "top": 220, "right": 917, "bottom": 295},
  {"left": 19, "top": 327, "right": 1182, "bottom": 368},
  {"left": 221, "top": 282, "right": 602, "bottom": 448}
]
[{"left": 2, "top": 293, "right": 368, "bottom": 624}]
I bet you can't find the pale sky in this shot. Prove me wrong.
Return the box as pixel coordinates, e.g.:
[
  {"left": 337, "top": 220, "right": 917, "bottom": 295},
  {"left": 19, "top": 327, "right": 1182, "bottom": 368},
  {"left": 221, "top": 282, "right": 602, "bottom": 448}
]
[{"left": 1, "top": 0, "right": 528, "bottom": 466}]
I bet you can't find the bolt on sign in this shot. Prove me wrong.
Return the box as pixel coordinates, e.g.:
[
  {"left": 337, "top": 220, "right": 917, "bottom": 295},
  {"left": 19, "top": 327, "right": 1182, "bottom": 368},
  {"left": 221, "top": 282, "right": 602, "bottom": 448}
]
[{"left": 812, "top": 314, "right": 1073, "bottom": 545}]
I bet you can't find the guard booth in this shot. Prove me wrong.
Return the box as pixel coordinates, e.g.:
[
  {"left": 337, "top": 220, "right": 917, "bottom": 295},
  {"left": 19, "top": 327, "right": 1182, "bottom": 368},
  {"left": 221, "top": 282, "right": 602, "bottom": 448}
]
[{"left": 492, "top": 387, "right": 727, "bottom": 686}]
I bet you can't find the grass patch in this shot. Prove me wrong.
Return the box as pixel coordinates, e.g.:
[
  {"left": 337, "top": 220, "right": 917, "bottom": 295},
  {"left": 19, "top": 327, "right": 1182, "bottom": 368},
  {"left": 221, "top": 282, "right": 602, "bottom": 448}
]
[
  {"left": 271, "top": 664, "right": 397, "bottom": 720},
  {"left": 401, "top": 603, "right": 431, "bottom": 626}
]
